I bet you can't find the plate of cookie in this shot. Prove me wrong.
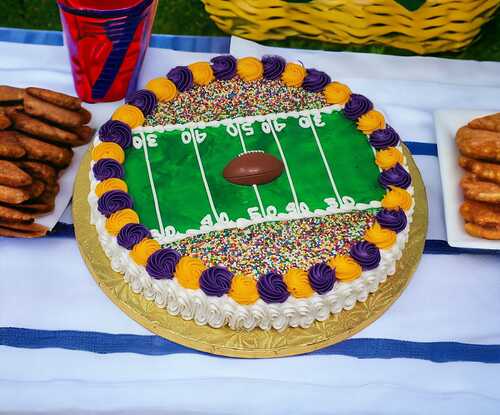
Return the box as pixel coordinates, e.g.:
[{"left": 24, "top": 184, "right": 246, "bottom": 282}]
[{"left": 435, "top": 109, "right": 500, "bottom": 250}]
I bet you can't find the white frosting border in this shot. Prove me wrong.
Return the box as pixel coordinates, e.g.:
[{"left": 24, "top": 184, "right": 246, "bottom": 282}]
[{"left": 88, "top": 106, "right": 414, "bottom": 332}]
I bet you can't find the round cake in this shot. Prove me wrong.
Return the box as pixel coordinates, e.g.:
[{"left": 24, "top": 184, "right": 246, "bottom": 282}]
[{"left": 88, "top": 55, "right": 414, "bottom": 331}]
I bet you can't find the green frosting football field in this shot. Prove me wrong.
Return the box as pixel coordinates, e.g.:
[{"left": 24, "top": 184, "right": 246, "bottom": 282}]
[{"left": 125, "top": 109, "right": 384, "bottom": 237}]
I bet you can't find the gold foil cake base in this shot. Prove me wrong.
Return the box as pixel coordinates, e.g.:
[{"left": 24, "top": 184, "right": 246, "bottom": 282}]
[{"left": 73, "top": 145, "right": 428, "bottom": 358}]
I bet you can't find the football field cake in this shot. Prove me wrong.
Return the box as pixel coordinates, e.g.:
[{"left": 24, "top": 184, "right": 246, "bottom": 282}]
[{"left": 88, "top": 55, "right": 414, "bottom": 331}]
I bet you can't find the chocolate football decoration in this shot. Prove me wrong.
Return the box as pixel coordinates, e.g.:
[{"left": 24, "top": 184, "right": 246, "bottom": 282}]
[{"left": 223, "top": 151, "right": 284, "bottom": 186}]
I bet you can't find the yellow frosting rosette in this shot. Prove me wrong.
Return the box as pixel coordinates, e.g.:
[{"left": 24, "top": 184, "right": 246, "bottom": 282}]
[
  {"left": 188, "top": 62, "right": 214, "bottom": 86},
  {"left": 364, "top": 222, "right": 397, "bottom": 249},
  {"left": 357, "top": 110, "right": 386, "bottom": 135},
  {"left": 92, "top": 142, "right": 125, "bottom": 164},
  {"left": 375, "top": 147, "right": 404, "bottom": 170},
  {"left": 281, "top": 62, "right": 306, "bottom": 87},
  {"left": 237, "top": 57, "right": 264, "bottom": 82},
  {"left": 130, "top": 238, "right": 161, "bottom": 266},
  {"left": 95, "top": 178, "right": 128, "bottom": 197},
  {"left": 284, "top": 268, "right": 314, "bottom": 298},
  {"left": 175, "top": 256, "right": 206, "bottom": 290},
  {"left": 105, "top": 208, "right": 139, "bottom": 236},
  {"left": 381, "top": 186, "right": 412, "bottom": 211},
  {"left": 328, "top": 255, "right": 362, "bottom": 282},
  {"left": 145, "top": 77, "right": 178, "bottom": 102},
  {"left": 112, "top": 104, "right": 145, "bottom": 129},
  {"left": 229, "top": 273, "right": 260, "bottom": 305},
  {"left": 324, "top": 82, "right": 351, "bottom": 105}
]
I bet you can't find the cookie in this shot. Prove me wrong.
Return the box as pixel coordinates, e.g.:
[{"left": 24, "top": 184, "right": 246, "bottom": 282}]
[
  {"left": 70, "top": 125, "right": 93, "bottom": 144},
  {"left": 460, "top": 173, "right": 500, "bottom": 204},
  {"left": 460, "top": 199, "right": 500, "bottom": 227},
  {"left": 0, "top": 131, "right": 25, "bottom": 158},
  {"left": 0, "top": 160, "right": 32, "bottom": 187},
  {"left": 78, "top": 107, "right": 92, "bottom": 125},
  {"left": 456, "top": 126, "right": 500, "bottom": 162},
  {"left": 25, "top": 87, "right": 81, "bottom": 111},
  {"left": 0, "top": 204, "right": 34, "bottom": 223},
  {"left": 0, "top": 85, "right": 25, "bottom": 103},
  {"left": 0, "top": 111, "right": 11, "bottom": 130},
  {"left": 18, "top": 182, "right": 58, "bottom": 213},
  {"left": 464, "top": 222, "right": 500, "bottom": 240},
  {"left": 15, "top": 160, "right": 57, "bottom": 184},
  {"left": 468, "top": 112, "right": 500, "bottom": 133},
  {"left": 0, "top": 184, "right": 31, "bottom": 204},
  {"left": 15, "top": 132, "right": 73, "bottom": 168},
  {"left": 458, "top": 156, "right": 500, "bottom": 185},
  {"left": 0, "top": 222, "right": 48, "bottom": 238}
]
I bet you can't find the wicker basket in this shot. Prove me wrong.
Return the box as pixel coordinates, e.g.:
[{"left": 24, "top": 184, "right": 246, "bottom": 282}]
[{"left": 201, "top": 0, "right": 500, "bottom": 54}]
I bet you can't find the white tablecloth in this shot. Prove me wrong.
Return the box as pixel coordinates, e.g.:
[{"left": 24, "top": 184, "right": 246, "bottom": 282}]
[{"left": 1, "top": 32, "right": 500, "bottom": 414}]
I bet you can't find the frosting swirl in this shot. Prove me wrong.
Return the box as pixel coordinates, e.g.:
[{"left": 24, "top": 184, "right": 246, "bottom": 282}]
[
  {"left": 350, "top": 241, "right": 381, "bottom": 270},
  {"left": 111, "top": 104, "right": 144, "bottom": 129},
  {"left": 262, "top": 55, "right": 286, "bottom": 80},
  {"left": 281, "top": 62, "right": 306, "bottom": 87},
  {"left": 210, "top": 55, "right": 237, "bottom": 80},
  {"left": 175, "top": 256, "right": 205, "bottom": 289},
  {"left": 229, "top": 273, "right": 259, "bottom": 305},
  {"left": 117, "top": 223, "right": 151, "bottom": 250},
  {"left": 257, "top": 272, "right": 290, "bottom": 304},
  {"left": 324, "top": 82, "right": 351, "bottom": 105},
  {"left": 302, "top": 69, "right": 331, "bottom": 93},
  {"left": 381, "top": 186, "right": 413, "bottom": 211},
  {"left": 145, "top": 77, "right": 178, "bottom": 102},
  {"left": 199, "top": 266, "right": 233, "bottom": 297},
  {"left": 364, "top": 222, "right": 397, "bottom": 249},
  {"left": 92, "top": 142, "right": 125, "bottom": 164},
  {"left": 130, "top": 238, "right": 161, "bottom": 266},
  {"left": 376, "top": 208, "right": 407, "bottom": 233},
  {"left": 105, "top": 208, "right": 139, "bottom": 236},
  {"left": 308, "top": 263, "right": 335, "bottom": 294},
  {"left": 146, "top": 248, "right": 181, "bottom": 280},
  {"left": 357, "top": 110, "right": 385, "bottom": 135},
  {"left": 92, "top": 159, "right": 124, "bottom": 181},
  {"left": 126, "top": 89, "right": 158, "bottom": 117},
  {"left": 328, "top": 255, "right": 362, "bottom": 282},
  {"left": 188, "top": 61, "right": 215, "bottom": 86},
  {"left": 99, "top": 120, "right": 132, "bottom": 149},
  {"left": 237, "top": 57, "right": 264, "bottom": 82},
  {"left": 97, "top": 190, "right": 133, "bottom": 217},
  {"left": 343, "top": 94, "right": 373, "bottom": 120},
  {"left": 379, "top": 163, "right": 412, "bottom": 189},
  {"left": 167, "top": 66, "right": 194, "bottom": 92},
  {"left": 284, "top": 268, "right": 314, "bottom": 298},
  {"left": 95, "top": 178, "right": 128, "bottom": 198},
  {"left": 369, "top": 125, "right": 400, "bottom": 149},
  {"left": 375, "top": 147, "right": 403, "bottom": 170}
]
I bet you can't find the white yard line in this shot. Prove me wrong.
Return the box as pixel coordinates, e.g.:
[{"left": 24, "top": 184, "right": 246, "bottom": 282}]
[
  {"left": 268, "top": 121, "right": 300, "bottom": 212},
  {"left": 191, "top": 127, "right": 219, "bottom": 222},
  {"left": 236, "top": 123, "right": 265, "bottom": 217},
  {"left": 307, "top": 113, "right": 343, "bottom": 207},
  {"left": 140, "top": 132, "right": 165, "bottom": 237}
]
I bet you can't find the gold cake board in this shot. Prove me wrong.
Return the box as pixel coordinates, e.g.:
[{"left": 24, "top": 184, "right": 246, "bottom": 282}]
[{"left": 73, "top": 145, "right": 427, "bottom": 358}]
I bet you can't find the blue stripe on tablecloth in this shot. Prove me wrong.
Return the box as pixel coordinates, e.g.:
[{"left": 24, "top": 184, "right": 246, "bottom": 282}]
[
  {"left": 0, "top": 27, "right": 230, "bottom": 53},
  {"left": 1, "top": 327, "right": 499, "bottom": 363}
]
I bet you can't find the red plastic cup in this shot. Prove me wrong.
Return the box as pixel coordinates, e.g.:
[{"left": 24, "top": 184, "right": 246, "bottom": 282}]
[{"left": 57, "top": 0, "right": 157, "bottom": 103}]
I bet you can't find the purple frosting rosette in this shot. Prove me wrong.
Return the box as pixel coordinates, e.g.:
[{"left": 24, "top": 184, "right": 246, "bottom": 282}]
[
  {"left": 93, "top": 159, "right": 124, "bottom": 181},
  {"left": 376, "top": 209, "right": 407, "bottom": 233},
  {"left": 97, "top": 190, "right": 133, "bottom": 217},
  {"left": 126, "top": 89, "right": 158, "bottom": 117},
  {"left": 369, "top": 125, "right": 400, "bottom": 150},
  {"left": 257, "top": 271, "right": 290, "bottom": 304},
  {"left": 200, "top": 266, "right": 233, "bottom": 297},
  {"left": 302, "top": 69, "right": 331, "bottom": 93},
  {"left": 308, "top": 263, "right": 335, "bottom": 294},
  {"left": 343, "top": 94, "right": 373, "bottom": 120},
  {"left": 262, "top": 55, "right": 286, "bottom": 80},
  {"left": 350, "top": 241, "right": 381, "bottom": 271},
  {"left": 117, "top": 223, "right": 151, "bottom": 250},
  {"left": 379, "top": 163, "right": 412, "bottom": 189},
  {"left": 99, "top": 120, "right": 132, "bottom": 149},
  {"left": 167, "top": 66, "right": 194, "bottom": 92},
  {"left": 210, "top": 55, "right": 237, "bottom": 80},
  {"left": 146, "top": 248, "right": 181, "bottom": 280}
]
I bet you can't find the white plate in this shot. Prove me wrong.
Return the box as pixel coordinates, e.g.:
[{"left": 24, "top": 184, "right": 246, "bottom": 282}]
[{"left": 434, "top": 109, "right": 500, "bottom": 250}]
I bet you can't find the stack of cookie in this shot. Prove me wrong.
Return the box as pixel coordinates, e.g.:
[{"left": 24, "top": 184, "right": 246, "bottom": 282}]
[
  {"left": 456, "top": 112, "right": 500, "bottom": 240},
  {"left": 0, "top": 85, "right": 92, "bottom": 238}
]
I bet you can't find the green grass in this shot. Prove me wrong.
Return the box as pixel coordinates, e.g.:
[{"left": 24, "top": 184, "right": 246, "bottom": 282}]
[{"left": 1, "top": 0, "right": 499, "bottom": 61}]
